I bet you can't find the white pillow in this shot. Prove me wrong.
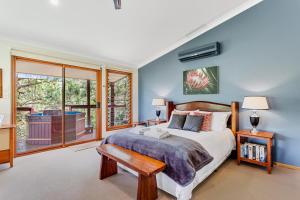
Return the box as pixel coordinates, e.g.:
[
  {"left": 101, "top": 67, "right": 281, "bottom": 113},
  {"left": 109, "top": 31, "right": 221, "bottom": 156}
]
[
  {"left": 172, "top": 109, "right": 193, "bottom": 115},
  {"left": 195, "top": 110, "right": 211, "bottom": 114},
  {"left": 211, "top": 112, "right": 231, "bottom": 131}
]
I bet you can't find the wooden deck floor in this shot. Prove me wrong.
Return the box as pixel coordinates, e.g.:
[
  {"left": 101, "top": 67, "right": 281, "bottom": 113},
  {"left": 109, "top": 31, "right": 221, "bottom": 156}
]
[{"left": 16, "top": 131, "right": 96, "bottom": 154}]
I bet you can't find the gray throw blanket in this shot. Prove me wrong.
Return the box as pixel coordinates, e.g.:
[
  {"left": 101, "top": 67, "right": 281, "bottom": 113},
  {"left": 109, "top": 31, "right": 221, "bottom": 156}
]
[{"left": 101, "top": 131, "right": 213, "bottom": 186}]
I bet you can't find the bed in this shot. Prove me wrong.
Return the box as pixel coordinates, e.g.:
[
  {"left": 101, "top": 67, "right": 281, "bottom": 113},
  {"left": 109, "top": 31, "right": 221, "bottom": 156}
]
[{"left": 103, "top": 101, "right": 239, "bottom": 200}]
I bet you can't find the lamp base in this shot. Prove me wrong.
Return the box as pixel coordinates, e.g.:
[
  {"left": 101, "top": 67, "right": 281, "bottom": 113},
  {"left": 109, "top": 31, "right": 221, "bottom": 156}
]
[
  {"left": 250, "top": 114, "right": 260, "bottom": 134},
  {"left": 251, "top": 127, "right": 258, "bottom": 134},
  {"left": 155, "top": 110, "right": 161, "bottom": 121}
]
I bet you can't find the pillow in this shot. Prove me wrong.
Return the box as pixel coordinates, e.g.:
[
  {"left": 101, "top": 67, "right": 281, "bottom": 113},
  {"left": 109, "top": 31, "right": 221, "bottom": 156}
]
[
  {"left": 190, "top": 111, "right": 213, "bottom": 131},
  {"left": 168, "top": 114, "right": 187, "bottom": 130},
  {"left": 211, "top": 112, "right": 231, "bottom": 131},
  {"left": 182, "top": 115, "right": 203, "bottom": 132},
  {"left": 195, "top": 110, "right": 211, "bottom": 113},
  {"left": 173, "top": 109, "right": 192, "bottom": 115},
  {"left": 168, "top": 109, "right": 193, "bottom": 123}
]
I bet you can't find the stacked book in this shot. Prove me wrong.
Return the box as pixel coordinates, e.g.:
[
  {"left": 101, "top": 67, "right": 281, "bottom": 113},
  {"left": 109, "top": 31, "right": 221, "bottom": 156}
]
[{"left": 240, "top": 142, "right": 267, "bottom": 162}]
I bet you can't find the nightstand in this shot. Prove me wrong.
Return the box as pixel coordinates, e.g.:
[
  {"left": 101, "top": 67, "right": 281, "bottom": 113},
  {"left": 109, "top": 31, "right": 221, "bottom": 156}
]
[
  {"left": 132, "top": 121, "right": 147, "bottom": 127},
  {"left": 0, "top": 124, "right": 16, "bottom": 168},
  {"left": 237, "top": 130, "right": 274, "bottom": 174},
  {"left": 147, "top": 119, "right": 167, "bottom": 126}
]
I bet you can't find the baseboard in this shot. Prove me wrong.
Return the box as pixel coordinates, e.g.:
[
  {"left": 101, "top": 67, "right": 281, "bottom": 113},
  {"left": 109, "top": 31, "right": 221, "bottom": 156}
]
[{"left": 274, "top": 162, "right": 300, "bottom": 171}]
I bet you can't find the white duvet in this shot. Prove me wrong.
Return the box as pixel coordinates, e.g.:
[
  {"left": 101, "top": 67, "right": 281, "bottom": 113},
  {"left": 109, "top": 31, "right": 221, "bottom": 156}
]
[{"left": 118, "top": 124, "right": 236, "bottom": 200}]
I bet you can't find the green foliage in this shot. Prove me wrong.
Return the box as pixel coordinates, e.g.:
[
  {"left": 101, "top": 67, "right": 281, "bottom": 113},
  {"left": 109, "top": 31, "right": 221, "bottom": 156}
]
[
  {"left": 16, "top": 74, "right": 98, "bottom": 140},
  {"left": 17, "top": 77, "right": 62, "bottom": 110},
  {"left": 107, "top": 76, "right": 130, "bottom": 127},
  {"left": 17, "top": 76, "right": 62, "bottom": 139}
]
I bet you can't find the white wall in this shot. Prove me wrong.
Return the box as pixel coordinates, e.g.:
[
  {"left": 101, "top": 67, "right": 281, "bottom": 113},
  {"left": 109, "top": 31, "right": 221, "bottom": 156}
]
[
  {"left": 0, "top": 40, "right": 138, "bottom": 143},
  {"left": 0, "top": 42, "right": 12, "bottom": 149},
  {"left": 0, "top": 42, "right": 12, "bottom": 124}
]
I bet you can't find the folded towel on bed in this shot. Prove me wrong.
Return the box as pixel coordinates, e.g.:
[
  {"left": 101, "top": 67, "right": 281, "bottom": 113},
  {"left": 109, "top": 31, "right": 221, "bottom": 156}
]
[
  {"left": 144, "top": 128, "right": 170, "bottom": 139},
  {"left": 130, "top": 127, "right": 170, "bottom": 139},
  {"left": 129, "top": 127, "right": 151, "bottom": 135}
]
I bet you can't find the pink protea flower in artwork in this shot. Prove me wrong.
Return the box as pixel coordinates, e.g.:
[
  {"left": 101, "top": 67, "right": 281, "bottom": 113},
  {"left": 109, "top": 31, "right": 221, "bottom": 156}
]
[{"left": 186, "top": 70, "right": 209, "bottom": 90}]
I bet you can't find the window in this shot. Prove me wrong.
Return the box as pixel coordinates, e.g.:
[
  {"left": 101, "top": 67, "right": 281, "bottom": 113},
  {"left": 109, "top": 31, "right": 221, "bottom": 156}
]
[{"left": 106, "top": 69, "right": 132, "bottom": 131}]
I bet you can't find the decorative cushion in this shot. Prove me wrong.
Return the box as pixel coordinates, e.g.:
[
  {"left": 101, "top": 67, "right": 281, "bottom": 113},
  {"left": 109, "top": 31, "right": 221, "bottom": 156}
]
[
  {"left": 190, "top": 111, "right": 213, "bottom": 131},
  {"left": 168, "top": 114, "right": 187, "bottom": 130},
  {"left": 182, "top": 115, "right": 203, "bottom": 132}
]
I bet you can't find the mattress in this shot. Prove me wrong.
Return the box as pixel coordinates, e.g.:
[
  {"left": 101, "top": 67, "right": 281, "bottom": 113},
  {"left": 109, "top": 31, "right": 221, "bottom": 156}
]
[{"left": 118, "top": 124, "right": 236, "bottom": 200}]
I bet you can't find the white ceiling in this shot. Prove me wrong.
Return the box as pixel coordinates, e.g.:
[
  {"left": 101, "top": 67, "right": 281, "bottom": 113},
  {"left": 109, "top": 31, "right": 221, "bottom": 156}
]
[{"left": 0, "top": 0, "right": 261, "bottom": 68}]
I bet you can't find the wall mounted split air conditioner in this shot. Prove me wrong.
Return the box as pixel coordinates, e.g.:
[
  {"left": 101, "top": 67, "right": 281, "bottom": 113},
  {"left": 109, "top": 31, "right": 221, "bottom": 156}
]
[{"left": 178, "top": 42, "right": 221, "bottom": 62}]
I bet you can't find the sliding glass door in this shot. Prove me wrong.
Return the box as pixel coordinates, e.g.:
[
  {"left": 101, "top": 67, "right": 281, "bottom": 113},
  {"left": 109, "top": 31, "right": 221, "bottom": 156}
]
[
  {"left": 106, "top": 69, "right": 132, "bottom": 131},
  {"left": 64, "top": 67, "right": 100, "bottom": 144},
  {"left": 15, "top": 60, "right": 63, "bottom": 153},
  {"left": 14, "top": 57, "right": 101, "bottom": 155}
]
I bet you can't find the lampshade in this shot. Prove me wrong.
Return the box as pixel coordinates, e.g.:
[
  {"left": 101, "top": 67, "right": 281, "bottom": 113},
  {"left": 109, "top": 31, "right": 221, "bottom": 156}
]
[
  {"left": 152, "top": 98, "right": 165, "bottom": 106},
  {"left": 242, "top": 96, "right": 269, "bottom": 110}
]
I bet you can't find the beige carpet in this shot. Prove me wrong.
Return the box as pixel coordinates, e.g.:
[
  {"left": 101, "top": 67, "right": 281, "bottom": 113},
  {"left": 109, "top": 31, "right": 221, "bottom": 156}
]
[{"left": 0, "top": 141, "right": 299, "bottom": 200}]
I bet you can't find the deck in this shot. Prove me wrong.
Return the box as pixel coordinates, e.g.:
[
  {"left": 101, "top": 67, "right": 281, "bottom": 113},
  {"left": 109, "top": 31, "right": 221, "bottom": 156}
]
[{"left": 16, "top": 131, "right": 96, "bottom": 153}]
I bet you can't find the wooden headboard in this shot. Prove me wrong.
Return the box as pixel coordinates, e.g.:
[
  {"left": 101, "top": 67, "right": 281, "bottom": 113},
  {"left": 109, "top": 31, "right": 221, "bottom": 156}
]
[{"left": 166, "top": 101, "right": 239, "bottom": 135}]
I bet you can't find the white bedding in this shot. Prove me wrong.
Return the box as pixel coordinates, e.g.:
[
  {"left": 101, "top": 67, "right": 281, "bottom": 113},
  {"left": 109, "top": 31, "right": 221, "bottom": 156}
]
[{"left": 118, "top": 124, "right": 236, "bottom": 200}]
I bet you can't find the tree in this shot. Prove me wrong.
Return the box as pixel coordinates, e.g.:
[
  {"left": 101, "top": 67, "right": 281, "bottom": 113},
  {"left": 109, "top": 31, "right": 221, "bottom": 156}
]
[{"left": 16, "top": 73, "right": 97, "bottom": 140}]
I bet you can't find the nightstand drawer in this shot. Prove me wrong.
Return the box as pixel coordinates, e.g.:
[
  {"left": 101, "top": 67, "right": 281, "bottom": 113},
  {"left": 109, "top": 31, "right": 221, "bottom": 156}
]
[{"left": 0, "top": 150, "right": 10, "bottom": 164}]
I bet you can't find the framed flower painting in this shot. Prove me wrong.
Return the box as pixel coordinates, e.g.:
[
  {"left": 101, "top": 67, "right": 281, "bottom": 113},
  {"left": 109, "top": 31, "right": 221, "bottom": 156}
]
[{"left": 183, "top": 66, "right": 219, "bottom": 95}]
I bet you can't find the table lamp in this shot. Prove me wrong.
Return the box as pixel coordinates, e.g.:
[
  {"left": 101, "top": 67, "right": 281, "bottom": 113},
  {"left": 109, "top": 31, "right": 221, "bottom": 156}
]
[
  {"left": 152, "top": 98, "right": 165, "bottom": 121},
  {"left": 242, "top": 96, "right": 269, "bottom": 134}
]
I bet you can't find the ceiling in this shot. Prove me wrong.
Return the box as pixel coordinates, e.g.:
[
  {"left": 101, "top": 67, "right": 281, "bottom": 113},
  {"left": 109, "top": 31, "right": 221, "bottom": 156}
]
[{"left": 0, "top": 0, "right": 261, "bottom": 68}]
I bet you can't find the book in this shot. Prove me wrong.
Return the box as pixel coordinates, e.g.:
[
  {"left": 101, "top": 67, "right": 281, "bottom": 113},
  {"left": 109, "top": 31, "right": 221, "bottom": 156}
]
[
  {"left": 243, "top": 143, "right": 248, "bottom": 158},
  {"left": 240, "top": 144, "right": 244, "bottom": 158},
  {"left": 256, "top": 145, "right": 260, "bottom": 161},
  {"left": 248, "top": 144, "right": 253, "bottom": 159},
  {"left": 252, "top": 144, "right": 256, "bottom": 160},
  {"left": 259, "top": 145, "right": 267, "bottom": 162}
]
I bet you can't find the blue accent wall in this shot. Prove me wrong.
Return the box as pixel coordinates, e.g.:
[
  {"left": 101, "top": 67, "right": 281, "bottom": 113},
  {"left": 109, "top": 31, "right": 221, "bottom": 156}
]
[{"left": 138, "top": 0, "right": 300, "bottom": 166}]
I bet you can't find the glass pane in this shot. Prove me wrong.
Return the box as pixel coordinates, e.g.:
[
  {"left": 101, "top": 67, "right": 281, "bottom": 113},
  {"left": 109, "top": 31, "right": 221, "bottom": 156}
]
[
  {"left": 107, "top": 71, "right": 131, "bottom": 129},
  {"left": 64, "top": 68, "right": 97, "bottom": 144},
  {"left": 16, "top": 60, "right": 63, "bottom": 154}
]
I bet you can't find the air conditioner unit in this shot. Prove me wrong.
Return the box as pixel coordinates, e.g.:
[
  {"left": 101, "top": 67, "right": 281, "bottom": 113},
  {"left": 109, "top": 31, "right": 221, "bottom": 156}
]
[{"left": 178, "top": 42, "right": 221, "bottom": 62}]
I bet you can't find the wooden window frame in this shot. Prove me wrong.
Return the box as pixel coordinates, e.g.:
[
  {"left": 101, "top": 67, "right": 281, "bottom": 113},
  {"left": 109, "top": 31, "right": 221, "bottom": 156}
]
[
  {"left": 11, "top": 56, "right": 102, "bottom": 157},
  {"left": 106, "top": 69, "right": 132, "bottom": 132}
]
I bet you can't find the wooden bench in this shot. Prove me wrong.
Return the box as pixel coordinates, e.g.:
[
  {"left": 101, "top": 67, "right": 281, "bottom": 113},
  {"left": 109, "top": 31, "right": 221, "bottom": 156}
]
[{"left": 96, "top": 144, "right": 166, "bottom": 200}]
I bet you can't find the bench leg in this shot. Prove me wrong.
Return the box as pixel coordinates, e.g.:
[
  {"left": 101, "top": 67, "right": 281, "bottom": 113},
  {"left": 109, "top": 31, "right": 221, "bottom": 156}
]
[
  {"left": 137, "top": 174, "right": 158, "bottom": 200},
  {"left": 99, "top": 155, "right": 117, "bottom": 180}
]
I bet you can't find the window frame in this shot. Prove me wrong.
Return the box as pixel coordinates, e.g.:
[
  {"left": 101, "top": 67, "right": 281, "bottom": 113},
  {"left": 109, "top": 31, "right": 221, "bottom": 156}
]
[{"left": 105, "top": 69, "right": 132, "bottom": 131}]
